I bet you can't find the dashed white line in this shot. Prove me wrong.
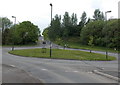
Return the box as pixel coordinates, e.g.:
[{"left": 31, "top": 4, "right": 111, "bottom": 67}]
[
  {"left": 73, "top": 71, "right": 79, "bottom": 73},
  {"left": 65, "top": 70, "right": 79, "bottom": 73},
  {"left": 41, "top": 69, "right": 47, "bottom": 71},
  {"left": 10, "top": 65, "right": 16, "bottom": 68}
]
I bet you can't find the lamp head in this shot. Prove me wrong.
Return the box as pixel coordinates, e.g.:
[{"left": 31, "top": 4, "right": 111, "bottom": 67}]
[
  {"left": 50, "top": 3, "right": 52, "bottom": 6},
  {"left": 105, "top": 11, "right": 112, "bottom": 13},
  {"left": 12, "top": 16, "right": 16, "bottom": 18}
]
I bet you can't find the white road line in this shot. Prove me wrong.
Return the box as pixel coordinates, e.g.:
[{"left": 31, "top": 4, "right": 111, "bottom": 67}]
[
  {"left": 41, "top": 69, "right": 47, "bottom": 71},
  {"left": 65, "top": 70, "right": 79, "bottom": 73},
  {"left": 73, "top": 71, "right": 79, "bottom": 73},
  {"left": 88, "top": 72, "right": 93, "bottom": 74},
  {"left": 10, "top": 65, "right": 16, "bottom": 68}
]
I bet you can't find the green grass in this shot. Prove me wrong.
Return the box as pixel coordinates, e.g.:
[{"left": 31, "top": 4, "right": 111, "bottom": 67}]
[{"left": 9, "top": 48, "right": 116, "bottom": 61}]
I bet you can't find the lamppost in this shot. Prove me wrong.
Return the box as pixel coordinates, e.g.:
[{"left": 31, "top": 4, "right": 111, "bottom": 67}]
[
  {"left": 50, "top": 3, "right": 53, "bottom": 58},
  {"left": 105, "top": 11, "right": 111, "bottom": 60},
  {"left": 12, "top": 16, "right": 16, "bottom": 51}
]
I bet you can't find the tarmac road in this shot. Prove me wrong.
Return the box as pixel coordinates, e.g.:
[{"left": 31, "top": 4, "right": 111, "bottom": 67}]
[{"left": 2, "top": 47, "right": 118, "bottom": 83}]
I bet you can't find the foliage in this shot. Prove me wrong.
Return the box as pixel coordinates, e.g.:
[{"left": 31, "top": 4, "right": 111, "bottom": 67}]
[
  {"left": 1, "top": 17, "right": 13, "bottom": 44},
  {"left": 48, "top": 14, "right": 62, "bottom": 41},
  {"left": 80, "top": 19, "right": 119, "bottom": 49},
  {"left": 42, "top": 27, "right": 49, "bottom": 40},
  {"left": 2, "top": 20, "right": 40, "bottom": 45},
  {"left": 80, "top": 20, "right": 105, "bottom": 45},
  {"left": 79, "top": 11, "right": 87, "bottom": 27},
  {"left": 93, "top": 9, "right": 105, "bottom": 21},
  {"left": 88, "top": 36, "right": 94, "bottom": 53},
  {"left": 102, "top": 19, "right": 119, "bottom": 48},
  {"left": 12, "top": 21, "right": 40, "bottom": 45},
  {"left": 43, "top": 9, "right": 119, "bottom": 49},
  {"left": 1, "top": 17, "right": 12, "bottom": 32}
]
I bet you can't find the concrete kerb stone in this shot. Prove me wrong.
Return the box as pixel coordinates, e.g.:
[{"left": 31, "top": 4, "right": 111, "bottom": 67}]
[{"left": 92, "top": 70, "right": 119, "bottom": 81}]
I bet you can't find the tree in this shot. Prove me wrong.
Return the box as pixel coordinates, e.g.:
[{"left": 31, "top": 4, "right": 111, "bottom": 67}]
[
  {"left": 79, "top": 11, "right": 87, "bottom": 27},
  {"left": 71, "top": 13, "right": 77, "bottom": 26},
  {"left": 12, "top": 21, "right": 40, "bottom": 45},
  {"left": 88, "top": 36, "right": 94, "bottom": 53},
  {"left": 62, "top": 12, "right": 78, "bottom": 37},
  {"left": 70, "top": 13, "right": 79, "bottom": 36},
  {"left": 1, "top": 17, "right": 13, "bottom": 45},
  {"left": 102, "top": 19, "right": 119, "bottom": 48},
  {"left": 1, "top": 17, "right": 12, "bottom": 32},
  {"left": 62, "top": 12, "right": 71, "bottom": 37},
  {"left": 93, "top": 9, "right": 105, "bottom": 21},
  {"left": 48, "top": 14, "right": 62, "bottom": 41},
  {"left": 42, "top": 27, "right": 49, "bottom": 40},
  {"left": 80, "top": 20, "right": 105, "bottom": 46}
]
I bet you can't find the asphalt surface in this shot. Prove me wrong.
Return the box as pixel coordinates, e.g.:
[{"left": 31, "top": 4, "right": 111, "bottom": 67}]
[
  {"left": 2, "top": 64, "right": 42, "bottom": 83},
  {"left": 2, "top": 37, "right": 119, "bottom": 83},
  {"left": 2, "top": 47, "right": 118, "bottom": 83}
]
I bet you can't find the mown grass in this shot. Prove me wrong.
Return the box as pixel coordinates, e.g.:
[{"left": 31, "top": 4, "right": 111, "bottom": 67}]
[{"left": 9, "top": 48, "right": 116, "bottom": 61}]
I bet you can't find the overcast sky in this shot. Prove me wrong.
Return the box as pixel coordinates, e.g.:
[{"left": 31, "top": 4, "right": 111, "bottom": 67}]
[{"left": 0, "top": 0, "right": 119, "bottom": 33}]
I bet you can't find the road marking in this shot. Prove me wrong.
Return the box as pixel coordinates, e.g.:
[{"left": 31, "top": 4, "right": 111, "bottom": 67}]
[
  {"left": 101, "top": 68, "right": 104, "bottom": 70},
  {"left": 10, "top": 65, "right": 16, "bottom": 68},
  {"left": 88, "top": 72, "right": 93, "bottom": 74},
  {"left": 73, "top": 71, "right": 79, "bottom": 73},
  {"left": 65, "top": 70, "right": 79, "bottom": 73},
  {"left": 41, "top": 69, "right": 47, "bottom": 71}
]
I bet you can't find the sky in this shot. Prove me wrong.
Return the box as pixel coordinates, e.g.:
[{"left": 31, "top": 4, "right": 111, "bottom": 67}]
[{"left": 0, "top": 0, "right": 119, "bottom": 33}]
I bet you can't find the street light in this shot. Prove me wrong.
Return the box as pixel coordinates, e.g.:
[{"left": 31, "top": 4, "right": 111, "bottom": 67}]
[
  {"left": 12, "top": 16, "right": 16, "bottom": 51},
  {"left": 50, "top": 3, "right": 53, "bottom": 58},
  {"left": 105, "top": 11, "right": 111, "bottom": 60}
]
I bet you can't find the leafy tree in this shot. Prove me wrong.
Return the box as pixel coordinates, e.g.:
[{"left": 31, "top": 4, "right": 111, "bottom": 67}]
[
  {"left": 102, "top": 19, "right": 119, "bottom": 48},
  {"left": 48, "top": 14, "right": 62, "bottom": 41},
  {"left": 62, "top": 12, "right": 78, "bottom": 37},
  {"left": 71, "top": 13, "right": 77, "bottom": 26},
  {"left": 1, "top": 17, "right": 13, "bottom": 45},
  {"left": 62, "top": 12, "right": 71, "bottom": 37},
  {"left": 1, "top": 17, "right": 12, "bottom": 32},
  {"left": 80, "top": 20, "right": 105, "bottom": 46},
  {"left": 12, "top": 21, "right": 40, "bottom": 45},
  {"left": 71, "top": 13, "right": 79, "bottom": 36},
  {"left": 86, "top": 18, "right": 91, "bottom": 25},
  {"left": 79, "top": 11, "right": 87, "bottom": 27},
  {"left": 93, "top": 9, "right": 105, "bottom": 21},
  {"left": 77, "top": 12, "right": 87, "bottom": 37},
  {"left": 42, "top": 27, "right": 49, "bottom": 40},
  {"left": 88, "top": 36, "right": 94, "bottom": 53}
]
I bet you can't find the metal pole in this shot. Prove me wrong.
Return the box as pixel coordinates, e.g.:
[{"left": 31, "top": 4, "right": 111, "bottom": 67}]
[
  {"left": 12, "top": 16, "right": 16, "bottom": 51},
  {"left": 105, "top": 11, "right": 111, "bottom": 60},
  {"left": 105, "top": 12, "right": 108, "bottom": 60},
  {"left": 50, "top": 3, "right": 52, "bottom": 58}
]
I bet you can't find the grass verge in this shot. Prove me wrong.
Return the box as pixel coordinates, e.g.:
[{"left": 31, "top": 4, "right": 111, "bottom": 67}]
[{"left": 9, "top": 48, "right": 116, "bottom": 61}]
